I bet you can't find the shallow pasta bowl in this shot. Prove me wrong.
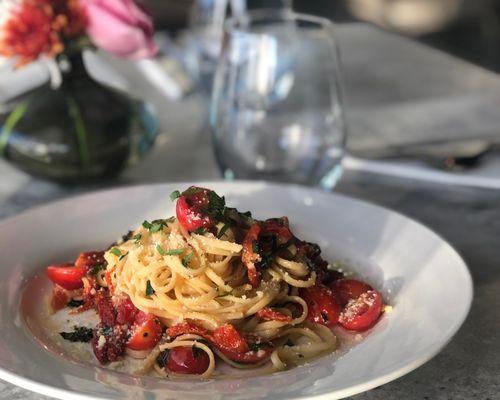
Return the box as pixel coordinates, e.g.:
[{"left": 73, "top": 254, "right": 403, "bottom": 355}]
[{"left": 0, "top": 181, "right": 472, "bottom": 399}]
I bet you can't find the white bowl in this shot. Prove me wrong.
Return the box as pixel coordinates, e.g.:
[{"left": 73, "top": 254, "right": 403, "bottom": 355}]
[{"left": 0, "top": 181, "right": 472, "bottom": 399}]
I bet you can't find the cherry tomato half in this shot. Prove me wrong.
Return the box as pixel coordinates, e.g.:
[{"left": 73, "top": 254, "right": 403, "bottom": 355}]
[
  {"left": 126, "top": 313, "right": 162, "bottom": 350},
  {"left": 339, "top": 290, "right": 383, "bottom": 331},
  {"left": 330, "top": 279, "right": 372, "bottom": 306},
  {"left": 167, "top": 346, "right": 210, "bottom": 375},
  {"left": 299, "top": 285, "right": 341, "bottom": 328},
  {"left": 46, "top": 263, "right": 86, "bottom": 290},
  {"left": 176, "top": 191, "right": 214, "bottom": 232}
]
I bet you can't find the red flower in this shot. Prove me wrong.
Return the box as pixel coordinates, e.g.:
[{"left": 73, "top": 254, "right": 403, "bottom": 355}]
[{"left": 0, "top": 0, "right": 87, "bottom": 66}]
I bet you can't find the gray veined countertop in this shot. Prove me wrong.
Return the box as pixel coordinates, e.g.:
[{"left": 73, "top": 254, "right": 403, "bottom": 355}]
[{"left": 1, "top": 22, "right": 500, "bottom": 400}]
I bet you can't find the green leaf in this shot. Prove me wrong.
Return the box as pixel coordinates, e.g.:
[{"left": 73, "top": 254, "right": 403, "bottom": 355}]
[
  {"left": 67, "top": 299, "right": 84, "bottom": 308},
  {"left": 110, "top": 247, "right": 122, "bottom": 257},
  {"left": 209, "top": 191, "right": 225, "bottom": 212},
  {"left": 89, "top": 264, "right": 105, "bottom": 275},
  {"left": 121, "top": 230, "right": 133, "bottom": 242},
  {"left": 133, "top": 233, "right": 142, "bottom": 244},
  {"left": 143, "top": 219, "right": 166, "bottom": 233},
  {"left": 182, "top": 253, "right": 193, "bottom": 268},
  {"left": 60, "top": 327, "right": 93, "bottom": 343},
  {"left": 156, "top": 244, "right": 167, "bottom": 256},
  {"left": 166, "top": 248, "right": 185, "bottom": 256},
  {"left": 248, "top": 342, "right": 264, "bottom": 351},
  {"left": 146, "top": 280, "right": 155, "bottom": 296},
  {"left": 217, "top": 222, "right": 231, "bottom": 239},
  {"left": 119, "top": 252, "right": 129, "bottom": 261},
  {"left": 157, "top": 245, "right": 184, "bottom": 256},
  {"left": 182, "top": 187, "right": 203, "bottom": 196},
  {"left": 170, "top": 190, "right": 181, "bottom": 201},
  {"left": 156, "top": 350, "right": 170, "bottom": 368},
  {"left": 193, "top": 227, "right": 206, "bottom": 235},
  {"left": 192, "top": 345, "right": 204, "bottom": 358}
]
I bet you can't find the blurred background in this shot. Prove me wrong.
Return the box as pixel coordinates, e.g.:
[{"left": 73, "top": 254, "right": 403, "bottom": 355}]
[{"left": 148, "top": 0, "right": 500, "bottom": 72}]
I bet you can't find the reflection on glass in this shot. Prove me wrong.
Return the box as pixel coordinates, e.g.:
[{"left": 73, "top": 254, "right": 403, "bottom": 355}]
[{"left": 211, "top": 10, "right": 346, "bottom": 188}]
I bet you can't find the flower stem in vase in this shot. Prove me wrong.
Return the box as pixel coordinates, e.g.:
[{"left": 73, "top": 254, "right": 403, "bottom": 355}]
[
  {"left": 66, "top": 96, "right": 90, "bottom": 171},
  {"left": 0, "top": 100, "right": 30, "bottom": 157}
]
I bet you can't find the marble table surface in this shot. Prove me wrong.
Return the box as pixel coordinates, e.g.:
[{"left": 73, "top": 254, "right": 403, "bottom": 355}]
[{"left": 1, "top": 23, "right": 500, "bottom": 400}]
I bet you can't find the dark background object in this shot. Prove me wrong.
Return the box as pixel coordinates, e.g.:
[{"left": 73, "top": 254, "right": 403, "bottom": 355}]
[{"left": 146, "top": 0, "right": 500, "bottom": 73}]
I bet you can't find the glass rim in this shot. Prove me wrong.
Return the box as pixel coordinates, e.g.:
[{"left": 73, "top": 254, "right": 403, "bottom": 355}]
[{"left": 224, "top": 9, "right": 336, "bottom": 32}]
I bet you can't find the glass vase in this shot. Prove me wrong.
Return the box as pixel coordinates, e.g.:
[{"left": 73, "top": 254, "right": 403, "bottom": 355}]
[{"left": 0, "top": 52, "right": 158, "bottom": 183}]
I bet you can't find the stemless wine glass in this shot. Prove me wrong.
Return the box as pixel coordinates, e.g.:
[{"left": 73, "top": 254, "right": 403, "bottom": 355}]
[{"left": 210, "top": 10, "right": 346, "bottom": 188}]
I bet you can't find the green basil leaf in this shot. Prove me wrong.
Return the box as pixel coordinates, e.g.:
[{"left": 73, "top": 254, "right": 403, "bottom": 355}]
[
  {"left": 146, "top": 280, "right": 155, "bottom": 296},
  {"left": 110, "top": 247, "right": 122, "bottom": 257},
  {"left": 182, "top": 253, "right": 193, "bottom": 268},
  {"left": 170, "top": 190, "right": 181, "bottom": 201}
]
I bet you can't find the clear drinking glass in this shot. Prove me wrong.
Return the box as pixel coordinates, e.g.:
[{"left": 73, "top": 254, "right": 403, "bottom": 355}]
[{"left": 210, "top": 10, "right": 346, "bottom": 188}]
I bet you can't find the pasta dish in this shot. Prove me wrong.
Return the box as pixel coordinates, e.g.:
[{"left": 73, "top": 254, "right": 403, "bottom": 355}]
[{"left": 45, "top": 186, "right": 384, "bottom": 378}]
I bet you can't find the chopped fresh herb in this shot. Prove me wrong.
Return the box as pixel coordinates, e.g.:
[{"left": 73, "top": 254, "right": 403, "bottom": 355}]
[
  {"left": 182, "top": 187, "right": 203, "bottom": 196},
  {"left": 209, "top": 191, "right": 225, "bottom": 213},
  {"left": 150, "top": 221, "right": 164, "bottom": 233},
  {"left": 166, "top": 216, "right": 176, "bottom": 223},
  {"left": 166, "top": 248, "right": 184, "bottom": 256},
  {"left": 121, "top": 230, "right": 133, "bottom": 242},
  {"left": 146, "top": 280, "right": 155, "bottom": 296},
  {"left": 156, "top": 244, "right": 168, "bottom": 256},
  {"left": 157, "top": 245, "right": 184, "bottom": 256},
  {"left": 67, "top": 299, "right": 84, "bottom": 308},
  {"left": 193, "top": 227, "right": 206, "bottom": 235},
  {"left": 133, "top": 233, "right": 142, "bottom": 244},
  {"left": 89, "top": 264, "right": 105, "bottom": 275},
  {"left": 192, "top": 345, "right": 204, "bottom": 358},
  {"left": 170, "top": 190, "right": 181, "bottom": 201},
  {"left": 217, "top": 222, "right": 231, "bottom": 239},
  {"left": 119, "top": 252, "right": 129, "bottom": 261},
  {"left": 143, "top": 219, "right": 166, "bottom": 233},
  {"left": 181, "top": 253, "right": 193, "bottom": 268},
  {"left": 102, "top": 326, "right": 113, "bottom": 336},
  {"left": 156, "top": 350, "right": 170, "bottom": 368},
  {"left": 320, "top": 311, "right": 329, "bottom": 322},
  {"left": 60, "top": 327, "right": 93, "bottom": 343},
  {"left": 248, "top": 342, "right": 264, "bottom": 351},
  {"left": 110, "top": 247, "right": 122, "bottom": 257}
]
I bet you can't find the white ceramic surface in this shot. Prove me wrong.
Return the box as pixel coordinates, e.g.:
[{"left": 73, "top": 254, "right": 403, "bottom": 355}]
[{"left": 0, "top": 181, "right": 472, "bottom": 400}]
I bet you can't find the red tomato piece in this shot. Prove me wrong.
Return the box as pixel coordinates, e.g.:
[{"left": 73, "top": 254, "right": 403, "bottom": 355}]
[
  {"left": 94, "top": 291, "right": 116, "bottom": 326},
  {"left": 339, "top": 290, "right": 383, "bottom": 331},
  {"left": 175, "top": 187, "right": 215, "bottom": 232},
  {"left": 116, "top": 297, "right": 139, "bottom": 326},
  {"left": 166, "top": 346, "right": 210, "bottom": 375},
  {"left": 256, "top": 307, "right": 292, "bottom": 322},
  {"left": 213, "top": 324, "right": 249, "bottom": 353},
  {"left": 46, "top": 263, "right": 86, "bottom": 290},
  {"left": 216, "top": 346, "right": 273, "bottom": 364},
  {"left": 299, "top": 285, "right": 341, "bottom": 328},
  {"left": 91, "top": 325, "right": 127, "bottom": 364},
  {"left": 167, "top": 322, "right": 211, "bottom": 340},
  {"left": 242, "top": 223, "right": 262, "bottom": 288},
  {"left": 126, "top": 314, "right": 162, "bottom": 350},
  {"left": 75, "top": 251, "right": 105, "bottom": 270},
  {"left": 50, "top": 285, "right": 71, "bottom": 311},
  {"left": 261, "top": 217, "right": 293, "bottom": 245},
  {"left": 330, "top": 279, "right": 372, "bottom": 306}
]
